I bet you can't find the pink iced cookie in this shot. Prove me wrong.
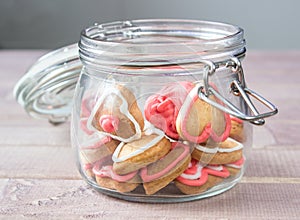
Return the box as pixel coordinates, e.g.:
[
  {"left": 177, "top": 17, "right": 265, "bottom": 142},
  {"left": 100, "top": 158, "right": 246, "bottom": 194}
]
[
  {"left": 93, "top": 155, "right": 141, "bottom": 193},
  {"left": 225, "top": 156, "right": 246, "bottom": 176},
  {"left": 175, "top": 83, "right": 231, "bottom": 143},
  {"left": 144, "top": 81, "right": 194, "bottom": 139},
  {"left": 88, "top": 84, "right": 144, "bottom": 143},
  {"left": 80, "top": 135, "right": 120, "bottom": 177},
  {"left": 140, "top": 141, "right": 191, "bottom": 195},
  {"left": 145, "top": 81, "right": 231, "bottom": 143},
  {"left": 175, "top": 159, "right": 230, "bottom": 194}
]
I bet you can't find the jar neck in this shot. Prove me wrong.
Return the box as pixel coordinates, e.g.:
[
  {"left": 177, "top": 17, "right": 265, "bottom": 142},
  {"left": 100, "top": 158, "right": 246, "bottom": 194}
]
[{"left": 79, "top": 19, "right": 246, "bottom": 71}]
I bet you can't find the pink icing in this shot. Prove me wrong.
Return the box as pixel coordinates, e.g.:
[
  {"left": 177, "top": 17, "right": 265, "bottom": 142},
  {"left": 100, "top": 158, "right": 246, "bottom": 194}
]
[
  {"left": 93, "top": 163, "right": 137, "bottom": 182},
  {"left": 80, "top": 118, "right": 94, "bottom": 135},
  {"left": 140, "top": 142, "right": 190, "bottom": 182},
  {"left": 99, "top": 115, "right": 120, "bottom": 133},
  {"left": 81, "top": 98, "right": 95, "bottom": 118},
  {"left": 84, "top": 163, "right": 93, "bottom": 170},
  {"left": 144, "top": 81, "right": 194, "bottom": 139},
  {"left": 227, "top": 156, "right": 245, "bottom": 167},
  {"left": 205, "top": 165, "right": 230, "bottom": 178},
  {"left": 176, "top": 159, "right": 230, "bottom": 186},
  {"left": 176, "top": 159, "right": 208, "bottom": 186},
  {"left": 83, "top": 154, "right": 111, "bottom": 173},
  {"left": 184, "top": 159, "right": 199, "bottom": 175},
  {"left": 80, "top": 97, "right": 96, "bottom": 135},
  {"left": 81, "top": 136, "right": 112, "bottom": 150}
]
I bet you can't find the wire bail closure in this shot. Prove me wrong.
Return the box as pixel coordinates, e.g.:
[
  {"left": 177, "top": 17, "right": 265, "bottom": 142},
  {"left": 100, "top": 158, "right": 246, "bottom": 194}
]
[{"left": 199, "top": 57, "right": 278, "bottom": 125}]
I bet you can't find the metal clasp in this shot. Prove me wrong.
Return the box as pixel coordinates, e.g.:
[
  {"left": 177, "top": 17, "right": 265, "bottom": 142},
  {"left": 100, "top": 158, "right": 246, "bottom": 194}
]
[
  {"left": 95, "top": 20, "right": 141, "bottom": 40},
  {"left": 199, "top": 57, "right": 278, "bottom": 125}
]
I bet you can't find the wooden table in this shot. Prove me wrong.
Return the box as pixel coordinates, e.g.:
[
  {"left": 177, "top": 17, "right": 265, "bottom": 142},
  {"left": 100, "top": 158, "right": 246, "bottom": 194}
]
[{"left": 0, "top": 50, "right": 299, "bottom": 219}]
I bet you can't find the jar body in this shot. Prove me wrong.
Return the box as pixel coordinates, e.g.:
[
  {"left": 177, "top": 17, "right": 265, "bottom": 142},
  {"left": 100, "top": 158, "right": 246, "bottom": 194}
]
[{"left": 72, "top": 19, "right": 252, "bottom": 202}]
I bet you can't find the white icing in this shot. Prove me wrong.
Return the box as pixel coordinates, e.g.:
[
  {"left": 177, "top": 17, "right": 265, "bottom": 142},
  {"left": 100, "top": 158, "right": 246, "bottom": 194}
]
[
  {"left": 226, "top": 163, "right": 243, "bottom": 169},
  {"left": 112, "top": 128, "right": 165, "bottom": 162},
  {"left": 183, "top": 141, "right": 190, "bottom": 145},
  {"left": 175, "top": 83, "right": 202, "bottom": 130},
  {"left": 180, "top": 163, "right": 203, "bottom": 180},
  {"left": 195, "top": 145, "right": 218, "bottom": 154},
  {"left": 195, "top": 138, "right": 243, "bottom": 153},
  {"left": 206, "top": 165, "right": 224, "bottom": 171},
  {"left": 143, "top": 121, "right": 157, "bottom": 136},
  {"left": 86, "top": 85, "right": 142, "bottom": 143}
]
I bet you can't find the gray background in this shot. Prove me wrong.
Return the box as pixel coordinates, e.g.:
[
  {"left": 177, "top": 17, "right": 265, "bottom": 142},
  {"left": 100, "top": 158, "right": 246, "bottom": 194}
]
[{"left": 0, "top": 0, "right": 299, "bottom": 49}]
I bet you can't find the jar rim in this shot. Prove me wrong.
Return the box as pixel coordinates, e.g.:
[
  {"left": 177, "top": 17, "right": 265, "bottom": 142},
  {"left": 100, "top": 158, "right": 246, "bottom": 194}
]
[
  {"left": 78, "top": 19, "right": 246, "bottom": 68},
  {"left": 80, "top": 19, "right": 244, "bottom": 46}
]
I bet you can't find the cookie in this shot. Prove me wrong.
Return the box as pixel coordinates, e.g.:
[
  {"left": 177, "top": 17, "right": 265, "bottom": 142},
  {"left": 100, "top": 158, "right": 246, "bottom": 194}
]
[
  {"left": 87, "top": 84, "right": 144, "bottom": 142},
  {"left": 225, "top": 156, "right": 245, "bottom": 176},
  {"left": 112, "top": 129, "right": 171, "bottom": 175},
  {"left": 93, "top": 156, "right": 141, "bottom": 193},
  {"left": 144, "top": 81, "right": 231, "bottom": 143},
  {"left": 230, "top": 116, "right": 246, "bottom": 143},
  {"left": 140, "top": 142, "right": 191, "bottom": 195},
  {"left": 144, "top": 81, "right": 193, "bottom": 140},
  {"left": 175, "top": 159, "right": 230, "bottom": 194},
  {"left": 191, "top": 138, "right": 243, "bottom": 164},
  {"left": 176, "top": 82, "right": 231, "bottom": 143},
  {"left": 80, "top": 135, "right": 119, "bottom": 177}
]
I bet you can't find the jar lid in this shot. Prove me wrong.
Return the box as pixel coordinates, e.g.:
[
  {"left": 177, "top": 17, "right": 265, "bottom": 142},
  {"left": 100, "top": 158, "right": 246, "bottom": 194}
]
[{"left": 13, "top": 43, "right": 82, "bottom": 124}]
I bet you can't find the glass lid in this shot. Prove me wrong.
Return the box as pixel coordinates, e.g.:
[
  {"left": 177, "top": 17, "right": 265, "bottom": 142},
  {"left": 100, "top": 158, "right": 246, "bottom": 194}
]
[{"left": 13, "top": 43, "right": 82, "bottom": 124}]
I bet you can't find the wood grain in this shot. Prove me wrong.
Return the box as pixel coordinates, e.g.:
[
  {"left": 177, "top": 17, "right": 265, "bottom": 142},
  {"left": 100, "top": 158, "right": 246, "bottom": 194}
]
[
  {"left": 0, "top": 179, "right": 299, "bottom": 219},
  {"left": 0, "top": 50, "right": 299, "bottom": 219}
]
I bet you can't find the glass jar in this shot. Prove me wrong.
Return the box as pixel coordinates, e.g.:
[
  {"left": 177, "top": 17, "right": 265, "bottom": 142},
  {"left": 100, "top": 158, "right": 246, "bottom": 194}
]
[{"left": 14, "top": 19, "right": 278, "bottom": 203}]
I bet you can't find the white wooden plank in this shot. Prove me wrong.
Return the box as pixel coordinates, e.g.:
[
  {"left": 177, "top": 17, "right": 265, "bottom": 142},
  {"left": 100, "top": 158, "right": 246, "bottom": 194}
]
[
  {"left": 0, "top": 123, "right": 70, "bottom": 146},
  {"left": 0, "top": 179, "right": 299, "bottom": 219},
  {"left": 0, "top": 146, "right": 80, "bottom": 179}
]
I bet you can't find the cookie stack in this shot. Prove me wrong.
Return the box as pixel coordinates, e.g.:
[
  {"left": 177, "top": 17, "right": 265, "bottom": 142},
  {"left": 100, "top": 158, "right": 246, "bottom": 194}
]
[{"left": 79, "top": 81, "right": 246, "bottom": 195}]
